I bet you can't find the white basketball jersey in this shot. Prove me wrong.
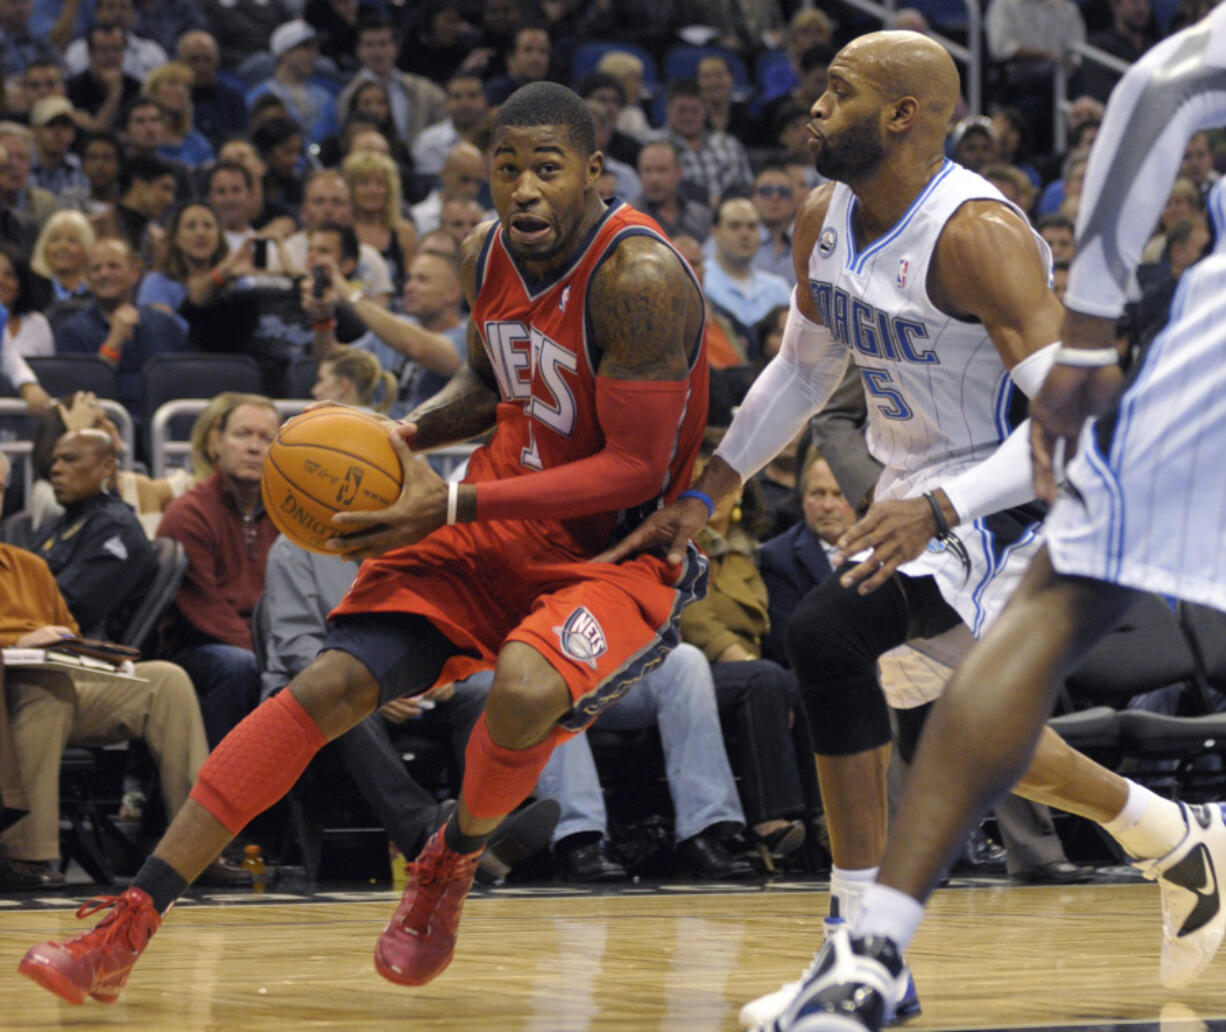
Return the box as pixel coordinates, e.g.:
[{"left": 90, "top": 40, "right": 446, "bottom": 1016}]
[{"left": 807, "top": 160, "right": 1051, "bottom": 503}]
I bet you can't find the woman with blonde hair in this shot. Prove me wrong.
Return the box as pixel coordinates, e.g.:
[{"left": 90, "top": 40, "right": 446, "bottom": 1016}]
[
  {"left": 30, "top": 209, "right": 94, "bottom": 305},
  {"left": 342, "top": 149, "right": 416, "bottom": 297},
  {"left": 144, "top": 62, "right": 215, "bottom": 167},
  {"left": 594, "top": 50, "right": 653, "bottom": 142},
  {"left": 311, "top": 346, "right": 397, "bottom": 413}
]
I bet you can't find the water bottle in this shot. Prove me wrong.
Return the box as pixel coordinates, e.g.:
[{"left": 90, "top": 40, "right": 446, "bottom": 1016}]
[{"left": 241, "top": 843, "right": 266, "bottom": 894}]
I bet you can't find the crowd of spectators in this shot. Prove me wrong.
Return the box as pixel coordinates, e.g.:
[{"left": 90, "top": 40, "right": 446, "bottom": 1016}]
[{"left": 1, "top": 0, "right": 1223, "bottom": 891}]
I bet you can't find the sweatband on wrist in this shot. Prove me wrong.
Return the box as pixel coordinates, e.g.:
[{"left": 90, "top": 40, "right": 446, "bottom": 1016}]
[
  {"left": 209, "top": 267, "right": 227, "bottom": 288},
  {"left": 1054, "top": 345, "right": 1119, "bottom": 367},
  {"left": 312, "top": 318, "right": 336, "bottom": 333},
  {"left": 1009, "top": 341, "right": 1058, "bottom": 397},
  {"left": 98, "top": 344, "right": 120, "bottom": 362},
  {"left": 446, "top": 481, "right": 459, "bottom": 525},
  {"left": 678, "top": 489, "right": 714, "bottom": 517}
]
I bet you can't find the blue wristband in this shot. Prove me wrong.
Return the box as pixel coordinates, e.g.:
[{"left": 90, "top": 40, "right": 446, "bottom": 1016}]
[{"left": 678, "top": 489, "right": 714, "bottom": 518}]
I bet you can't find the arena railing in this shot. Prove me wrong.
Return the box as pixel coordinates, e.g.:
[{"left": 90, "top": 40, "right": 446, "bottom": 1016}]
[
  {"left": 0, "top": 398, "right": 135, "bottom": 504},
  {"left": 828, "top": 0, "right": 982, "bottom": 115},
  {"left": 1052, "top": 42, "right": 1131, "bottom": 153},
  {"left": 149, "top": 399, "right": 477, "bottom": 482}
]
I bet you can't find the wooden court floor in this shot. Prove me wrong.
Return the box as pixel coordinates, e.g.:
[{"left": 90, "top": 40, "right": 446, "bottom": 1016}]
[{"left": 3, "top": 879, "right": 1226, "bottom": 1031}]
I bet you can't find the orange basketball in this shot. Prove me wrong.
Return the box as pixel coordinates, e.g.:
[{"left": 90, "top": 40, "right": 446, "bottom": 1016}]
[{"left": 261, "top": 407, "right": 403, "bottom": 554}]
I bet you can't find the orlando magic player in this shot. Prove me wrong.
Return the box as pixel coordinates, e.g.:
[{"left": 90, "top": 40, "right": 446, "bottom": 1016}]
[{"left": 602, "top": 27, "right": 1226, "bottom": 1031}]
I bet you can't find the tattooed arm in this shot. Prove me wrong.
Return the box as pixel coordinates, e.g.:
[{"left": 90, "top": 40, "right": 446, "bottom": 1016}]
[
  {"left": 329, "top": 232, "right": 702, "bottom": 555},
  {"left": 403, "top": 223, "right": 502, "bottom": 452}
]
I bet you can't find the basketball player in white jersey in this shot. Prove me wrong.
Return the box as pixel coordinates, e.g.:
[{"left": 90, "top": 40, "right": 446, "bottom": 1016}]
[{"left": 602, "top": 27, "right": 1226, "bottom": 1032}]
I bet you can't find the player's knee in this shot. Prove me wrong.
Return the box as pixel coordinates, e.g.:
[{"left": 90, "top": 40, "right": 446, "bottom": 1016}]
[
  {"left": 785, "top": 595, "right": 873, "bottom": 691},
  {"left": 288, "top": 649, "right": 380, "bottom": 739},
  {"left": 487, "top": 643, "right": 573, "bottom": 747}
]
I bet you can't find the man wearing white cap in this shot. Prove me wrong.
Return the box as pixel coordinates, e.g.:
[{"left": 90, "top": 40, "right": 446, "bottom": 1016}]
[
  {"left": 245, "top": 20, "right": 338, "bottom": 148},
  {"left": 29, "top": 97, "right": 90, "bottom": 207}
]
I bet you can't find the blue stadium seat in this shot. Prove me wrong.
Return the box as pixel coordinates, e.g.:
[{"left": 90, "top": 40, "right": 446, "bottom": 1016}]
[{"left": 755, "top": 48, "right": 796, "bottom": 103}]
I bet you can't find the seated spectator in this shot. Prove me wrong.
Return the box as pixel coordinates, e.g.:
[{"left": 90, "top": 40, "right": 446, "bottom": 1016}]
[
  {"left": 204, "top": 159, "right": 261, "bottom": 253},
  {"left": 0, "top": 122, "right": 57, "bottom": 233},
  {"left": 79, "top": 129, "right": 123, "bottom": 215},
  {"left": 1037, "top": 212, "right": 1076, "bottom": 265},
  {"left": 679, "top": 432, "right": 821, "bottom": 858},
  {"left": 28, "top": 391, "right": 193, "bottom": 536},
  {"left": 1082, "top": 0, "right": 1161, "bottom": 103},
  {"left": 704, "top": 195, "right": 792, "bottom": 331},
  {"left": 64, "top": 0, "right": 168, "bottom": 81},
  {"left": 1180, "top": 130, "right": 1221, "bottom": 203},
  {"left": 593, "top": 51, "right": 653, "bottom": 145},
  {"left": 246, "top": 20, "right": 338, "bottom": 149},
  {"left": 260, "top": 535, "right": 558, "bottom": 885},
  {"left": 758, "top": 45, "right": 832, "bottom": 153},
  {"left": 17, "top": 60, "right": 69, "bottom": 120},
  {"left": 1142, "top": 177, "right": 1203, "bottom": 263},
  {"left": 759, "top": 8, "right": 833, "bottom": 103},
  {"left": 66, "top": 23, "right": 142, "bottom": 131},
  {"left": 632, "top": 140, "right": 713, "bottom": 242},
  {"left": 253, "top": 115, "right": 308, "bottom": 212},
  {"left": 118, "top": 95, "right": 192, "bottom": 203},
  {"left": 410, "top": 141, "right": 489, "bottom": 238},
  {"left": 661, "top": 77, "right": 753, "bottom": 209},
  {"left": 484, "top": 24, "right": 552, "bottom": 106},
  {"left": 981, "top": 163, "right": 1036, "bottom": 217},
  {"left": 411, "top": 72, "right": 490, "bottom": 179},
  {"left": 306, "top": 247, "right": 463, "bottom": 419},
  {"left": 0, "top": 246, "right": 52, "bottom": 414},
  {"left": 537, "top": 643, "right": 755, "bottom": 881},
  {"left": 585, "top": 100, "right": 640, "bottom": 201},
  {"left": 303, "top": 0, "right": 361, "bottom": 76},
  {"left": 750, "top": 164, "right": 798, "bottom": 285},
  {"left": 439, "top": 197, "right": 485, "bottom": 248},
  {"left": 55, "top": 237, "right": 187, "bottom": 414},
  {"left": 310, "top": 346, "right": 396, "bottom": 411},
  {"left": 114, "top": 153, "right": 179, "bottom": 262},
  {"left": 28, "top": 97, "right": 90, "bottom": 208},
  {"left": 342, "top": 150, "right": 417, "bottom": 299},
  {"left": 0, "top": 449, "right": 215, "bottom": 891},
  {"left": 158, "top": 394, "right": 281, "bottom": 747},
  {"left": 144, "top": 62, "right": 216, "bottom": 168},
  {"left": 177, "top": 29, "right": 246, "bottom": 147},
  {"left": 949, "top": 115, "right": 996, "bottom": 173},
  {"left": 771, "top": 100, "right": 823, "bottom": 189},
  {"left": 336, "top": 12, "right": 446, "bottom": 146},
  {"left": 1036, "top": 151, "right": 1090, "bottom": 219},
  {"left": 329, "top": 95, "right": 418, "bottom": 196},
  {"left": 0, "top": 1, "right": 59, "bottom": 81},
  {"left": 281, "top": 169, "right": 395, "bottom": 307},
  {"left": 989, "top": 106, "right": 1041, "bottom": 186},
  {"left": 759, "top": 451, "right": 856, "bottom": 666},
  {"left": 215, "top": 138, "right": 297, "bottom": 237},
  {"left": 697, "top": 53, "right": 754, "bottom": 142},
  {"left": 1136, "top": 215, "right": 1211, "bottom": 344},
  {"left": 136, "top": 200, "right": 226, "bottom": 332}
]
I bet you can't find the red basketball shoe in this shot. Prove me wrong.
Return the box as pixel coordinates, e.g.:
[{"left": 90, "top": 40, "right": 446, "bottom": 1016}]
[
  {"left": 374, "top": 828, "right": 481, "bottom": 986},
  {"left": 18, "top": 888, "right": 160, "bottom": 1004}
]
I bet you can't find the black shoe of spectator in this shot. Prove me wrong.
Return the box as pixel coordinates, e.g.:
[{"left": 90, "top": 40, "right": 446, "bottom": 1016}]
[
  {"left": 554, "top": 834, "right": 628, "bottom": 882},
  {"left": 0, "top": 858, "right": 65, "bottom": 890},
  {"left": 951, "top": 824, "right": 1007, "bottom": 874},
  {"left": 476, "top": 798, "right": 561, "bottom": 886},
  {"left": 676, "top": 832, "right": 755, "bottom": 880},
  {"left": 1010, "top": 860, "right": 1095, "bottom": 885}
]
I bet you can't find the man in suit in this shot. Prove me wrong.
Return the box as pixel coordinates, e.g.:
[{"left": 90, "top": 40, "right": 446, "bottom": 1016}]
[{"left": 759, "top": 451, "right": 853, "bottom": 667}]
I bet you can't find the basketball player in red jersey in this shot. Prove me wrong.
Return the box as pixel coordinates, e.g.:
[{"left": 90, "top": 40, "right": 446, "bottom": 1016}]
[{"left": 19, "top": 82, "right": 708, "bottom": 1005}]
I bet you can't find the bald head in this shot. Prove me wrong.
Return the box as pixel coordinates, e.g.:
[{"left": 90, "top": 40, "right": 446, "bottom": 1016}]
[
  {"left": 50, "top": 429, "right": 117, "bottom": 505},
  {"left": 836, "top": 31, "right": 959, "bottom": 135}
]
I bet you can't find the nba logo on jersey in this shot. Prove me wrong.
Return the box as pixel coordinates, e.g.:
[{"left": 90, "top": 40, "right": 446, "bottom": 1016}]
[
  {"left": 554, "top": 607, "right": 607, "bottom": 669},
  {"left": 559, "top": 285, "right": 571, "bottom": 312},
  {"left": 897, "top": 259, "right": 909, "bottom": 287},
  {"left": 818, "top": 227, "right": 838, "bottom": 258}
]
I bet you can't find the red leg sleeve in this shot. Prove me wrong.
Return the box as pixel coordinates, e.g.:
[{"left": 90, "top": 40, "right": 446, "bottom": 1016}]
[
  {"left": 461, "top": 713, "right": 569, "bottom": 820},
  {"left": 189, "top": 690, "right": 328, "bottom": 835}
]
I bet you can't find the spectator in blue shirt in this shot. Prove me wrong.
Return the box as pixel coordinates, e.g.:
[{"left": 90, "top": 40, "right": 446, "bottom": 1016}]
[{"left": 246, "top": 20, "right": 338, "bottom": 148}]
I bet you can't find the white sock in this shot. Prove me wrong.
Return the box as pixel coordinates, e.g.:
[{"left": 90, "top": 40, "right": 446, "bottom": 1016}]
[
  {"left": 830, "top": 865, "right": 878, "bottom": 924},
  {"left": 1101, "top": 780, "right": 1187, "bottom": 860},
  {"left": 853, "top": 883, "right": 925, "bottom": 953}
]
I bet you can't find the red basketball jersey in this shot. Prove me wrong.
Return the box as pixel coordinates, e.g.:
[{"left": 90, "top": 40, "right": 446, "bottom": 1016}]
[{"left": 469, "top": 200, "right": 708, "bottom": 552}]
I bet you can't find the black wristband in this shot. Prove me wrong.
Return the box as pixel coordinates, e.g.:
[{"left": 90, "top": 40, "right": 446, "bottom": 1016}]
[{"left": 923, "top": 491, "right": 951, "bottom": 538}]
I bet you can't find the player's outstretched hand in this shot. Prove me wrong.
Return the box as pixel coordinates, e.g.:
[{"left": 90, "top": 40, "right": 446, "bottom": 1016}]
[
  {"left": 834, "top": 497, "right": 937, "bottom": 595},
  {"left": 327, "top": 427, "right": 441, "bottom": 558},
  {"left": 592, "top": 495, "right": 710, "bottom": 566},
  {"left": 1030, "top": 363, "right": 1122, "bottom": 503}
]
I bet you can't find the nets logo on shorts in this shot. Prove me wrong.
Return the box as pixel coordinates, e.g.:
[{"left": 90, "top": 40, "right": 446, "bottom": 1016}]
[{"left": 553, "top": 606, "right": 608, "bottom": 670}]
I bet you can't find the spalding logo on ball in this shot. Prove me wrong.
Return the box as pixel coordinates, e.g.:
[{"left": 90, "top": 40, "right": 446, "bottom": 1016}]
[{"left": 261, "top": 407, "right": 403, "bottom": 554}]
